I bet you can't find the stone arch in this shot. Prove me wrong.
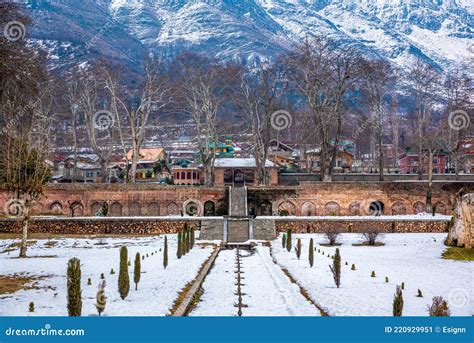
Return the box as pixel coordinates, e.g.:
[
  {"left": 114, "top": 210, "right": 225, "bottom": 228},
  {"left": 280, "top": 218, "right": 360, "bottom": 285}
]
[
  {"left": 167, "top": 202, "right": 180, "bottom": 216},
  {"left": 391, "top": 202, "right": 407, "bottom": 215},
  {"left": 90, "top": 202, "right": 102, "bottom": 216},
  {"left": 277, "top": 201, "right": 296, "bottom": 216},
  {"left": 301, "top": 201, "right": 316, "bottom": 216},
  {"left": 260, "top": 201, "right": 272, "bottom": 216},
  {"left": 348, "top": 201, "right": 361, "bottom": 216},
  {"left": 129, "top": 202, "right": 142, "bottom": 216},
  {"left": 110, "top": 202, "right": 122, "bottom": 216},
  {"left": 204, "top": 200, "right": 216, "bottom": 216},
  {"left": 413, "top": 201, "right": 425, "bottom": 214},
  {"left": 49, "top": 202, "right": 63, "bottom": 213},
  {"left": 69, "top": 201, "right": 84, "bottom": 217},
  {"left": 434, "top": 202, "right": 447, "bottom": 215},
  {"left": 325, "top": 201, "right": 340, "bottom": 216},
  {"left": 183, "top": 199, "right": 202, "bottom": 216},
  {"left": 147, "top": 202, "right": 160, "bottom": 216}
]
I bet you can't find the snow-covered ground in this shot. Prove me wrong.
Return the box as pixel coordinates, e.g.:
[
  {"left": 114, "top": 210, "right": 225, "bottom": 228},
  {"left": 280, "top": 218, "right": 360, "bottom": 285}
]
[
  {"left": 271, "top": 233, "right": 472, "bottom": 316},
  {"left": 191, "top": 245, "right": 321, "bottom": 316},
  {"left": 0, "top": 235, "right": 214, "bottom": 316}
]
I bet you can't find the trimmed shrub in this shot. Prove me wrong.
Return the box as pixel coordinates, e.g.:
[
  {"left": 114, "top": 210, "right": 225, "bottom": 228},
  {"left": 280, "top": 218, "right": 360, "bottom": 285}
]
[
  {"left": 417, "top": 289, "right": 423, "bottom": 298},
  {"left": 401, "top": 282, "right": 405, "bottom": 290},
  {"left": 163, "top": 236, "right": 168, "bottom": 269},
  {"left": 87, "top": 278, "right": 92, "bottom": 286},
  {"left": 329, "top": 248, "right": 341, "bottom": 288},
  {"left": 296, "top": 239, "right": 302, "bottom": 259},
  {"left": 385, "top": 277, "right": 389, "bottom": 283},
  {"left": 29, "top": 302, "right": 34, "bottom": 313},
  {"left": 371, "top": 271, "right": 376, "bottom": 277},
  {"left": 100, "top": 273, "right": 105, "bottom": 280},
  {"left": 134, "top": 252, "right": 141, "bottom": 290},
  {"left": 191, "top": 229, "right": 195, "bottom": 249},
  {"left": 96, "top": 279, "right": 106, "bottom": 316},
  {"left": 110, "top": 268, "right": 115, "bottom": 275},
  {"left": 427, "top": 296, "right": 450, "bottom": 316},
  {"left": 286, "top": 229, "right": 292, "bottom": 252},
  {"left": 177, "top": 232, "right": 182, "bottom": 259},
  {"left": 282, "top": 234, "right": 286, "bottom": 249},
  {"left": 118, "top": 246, "right": 130, "bottom": 300},
  {"left": 351, "top": 264, "right": 356, "bottom": 270},
  {"left": 325, "top": 227, "right": 340, "bottom": 245},
  {"left": 67, "top": 257, "right": 82, "bottom": 316},
  {"left": 392, "top": 285, "right": 404, "bottom": 316},
  {"left": 309, "top": 238, "right": 314, "bottom": 267}
]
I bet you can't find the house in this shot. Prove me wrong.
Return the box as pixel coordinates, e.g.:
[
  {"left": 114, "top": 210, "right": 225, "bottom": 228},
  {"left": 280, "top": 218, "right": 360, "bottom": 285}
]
[
  {"left": 458, "top": 136, "right": 474, "bottom": 174},
  {"left": 267, "top": 140, "right": 297, "bottom": 170},
  {"left": 56, "top": 153, "right": 103, "bottom": 183},
  {"left": 171, "top": 166, "right": 202, "bottom": 185},
  {"left": 199, "top": 135, "right": 235, "bottom": 159},
  {"left": 213, "top": 158, "right": 278, "bottom": 186},
  {"left": 125, "top": 148, "right": 171, "bottom": 182},
  {"left": 306, "top": 149, "right": 353, "bottom": 174},
  {"left": 399, "top": 149, "right": 450, "bottom": 174}
]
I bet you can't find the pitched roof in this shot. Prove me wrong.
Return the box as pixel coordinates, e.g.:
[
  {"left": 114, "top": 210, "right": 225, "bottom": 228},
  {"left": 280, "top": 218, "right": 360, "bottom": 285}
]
[
  {"left": 214, "top": 158, "right": 274, "bottom": 168},
  {"left": 125, "top": 148, "right": 165, "bottom": 162}
]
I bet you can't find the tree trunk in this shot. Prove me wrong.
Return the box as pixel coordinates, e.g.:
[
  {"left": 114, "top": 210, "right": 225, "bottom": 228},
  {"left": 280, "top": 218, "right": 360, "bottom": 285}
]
[
  {"left": 378, "top": 119, "right": 384, "bottom": 181},
  {"left": 426, "top": 150, "right": 433, "bottom": 214},
  {"left": 19, "top": 209, "right": 29, "bottom": 258},
  {"left": 130, "top": 143, "right": 139, "bottom": 183}
]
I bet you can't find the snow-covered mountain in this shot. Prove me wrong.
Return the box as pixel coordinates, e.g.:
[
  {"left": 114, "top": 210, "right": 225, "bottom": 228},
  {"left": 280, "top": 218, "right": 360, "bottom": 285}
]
[{"left": 24, "top": 0, "right": 473, "bottom": 72}]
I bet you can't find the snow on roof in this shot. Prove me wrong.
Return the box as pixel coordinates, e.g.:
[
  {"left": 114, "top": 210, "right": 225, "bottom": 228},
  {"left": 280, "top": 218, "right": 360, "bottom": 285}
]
[
  {"left": 125, "top": 148, "right": 164, "bottom": 161},
  {"left": 214, "top": 158, "right": 274, "bottom": 168}
]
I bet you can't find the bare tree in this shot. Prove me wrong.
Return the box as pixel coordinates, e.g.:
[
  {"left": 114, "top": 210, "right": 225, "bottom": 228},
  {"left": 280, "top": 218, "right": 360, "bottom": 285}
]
[
  {"left": 360, "top": 59, "right": 396, "bottom": 180},
  {"left": 287, "top": 36, "right": 361, "bottom": 181},
  {"left": 234, "top": 63, "right": 288, "bottom": 185},
  {"left": 103, "top": 58, "right": 172, "bottom": 182},
  {"left": 325, "top": 226, "right": 341, "bottom": 245},
  {"left": 405, "top": 59, "right": 440, "bottom": 180},
  {"left": 173, "top": 53, "right": 236, "bottom": 186}
]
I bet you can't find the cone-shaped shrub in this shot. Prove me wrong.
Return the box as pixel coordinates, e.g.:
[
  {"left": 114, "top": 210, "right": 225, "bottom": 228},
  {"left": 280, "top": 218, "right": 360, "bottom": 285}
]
[
  {"left": 401, "top": 282, "right": 405, "bottom": 290},
  {"left": 177, "top": 232, "right": 182, "bottom": 259},
  {"left": 371, "top": 271, "right": 376, "bottom": 277},
  {"left": 428, "top": 296, "right": 450, "bottom": 316},
  {"left": 296, "top": 239, "right": 302, "bottom": 259},
  {"left": 67, "top": 257, "right": 82, "bottom": 316},
  {"left": 286, "top": 229, "right": 292, "bottom": 252},
  {"left": 118, "top": 246, "right": 130, "bottom": 300},
  {"left": 87, "top": 278, "right": 92, "bottom": 285},
  {"left": 100, "top": 273, "right": 105, "bottom": 280},
  {"left": 191, "top": 229, "right": 195, "bottom": 249},
  {"left": 29, "top": 302, "right": 34, "bottom": 312},
  {"left": 96, "top": 279, "right": 106, "bottom": 316},
  {"left": 351, "top": 264, "right": 356, "bottom": 270},
  {"left": 282, "top": 234, "right": 286, "bottom": 249},
  {"left": 385, "top": 277, "right": 389, "bottom": 283},
  {"left": 393, "top": 285, "right": 404, "bottom": 316},
  {"left": 417, "top": 289, "right": 423, "bottom": 298},
  {"left": 309, "top": 238, "right": 314, "bottom": 267},
  {"left": 345, "top": 261, "right": 348, "bottom": 266},
  {"left": 110, "top": 268, "right": 115, "bottom": 275},
  {"left": 134, "top": 252, "right": 141, "bottom": 290},
  {"left": 329, "top": 248, "right": 341, "bottom": 288},
  {"left": 163, "top": 236, "right": 168, "bottom": 269},
  {"left": 186, "top": 229, "right": 191, "bottom": 253}
]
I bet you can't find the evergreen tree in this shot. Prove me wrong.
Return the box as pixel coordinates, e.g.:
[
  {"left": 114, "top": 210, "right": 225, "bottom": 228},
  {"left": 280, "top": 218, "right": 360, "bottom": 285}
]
[
  {"left": 282, "top": 234, "right": 286, "bottom": 249},
  {"left": 191, "top": 228, "right": 195, "bottom": 249},
  {"left": 329, "top": 248, "right": 341, "bottom": 288},
  {"left": 185, "top": 228, "right": 191, "bottom": 253},
  {"left": 87, "top": 278, "right": 92, "bottom": 285},
  {"left": 371, "top": 271, "right": 376, "bottom": 277},
  {"left": 385, "top": 276, "right": 389, "bottom": 283},
  {"left": 134, "top": 252, "right": 141, "bottom": 290},
  {"left": 29, "top": 302, "right": 34, "bottom": 312},
  {"left": 177, "top": 232, "right": 182, "bottom": 259},
  {"left": 96, "top": 279, "right": 106, "bottom": 316},
  {"left": 67, "top": 257, "right": 82, "bottom": 316},
  {"left": 181, "top": 229, "right": 187, "bottom": 256},
  {"left": 286, "top": 229, "right": 292, "bottom": 252},
  {"left": 351, "top": 264, "right": 356, "bottom": 270},
  {"left": 163, "top": 236, "right": 168, "bottom": 269},
  {"left": 417, "top": 289, "right": 423, "bottom": 298},
  {"left": 308, "top": 238, "right": 314, "bottom": 267},
  {"left": 296, "top": 238, "right": 302, "bottom": 259},
  {"left": 118, "top": 246, "right": 130, "bottom": 300},
  {"left": 392, "top": 285, "right": 404, "bottom": 316},
  {"left": 401, "top": 282, "right": 405, "bottom": 289}
]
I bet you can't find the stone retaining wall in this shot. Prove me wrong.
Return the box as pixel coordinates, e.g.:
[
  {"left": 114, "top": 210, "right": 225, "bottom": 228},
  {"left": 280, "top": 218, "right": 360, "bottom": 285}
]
[{"left": 275, "top": 220, "right": 448, "bottom": 233}]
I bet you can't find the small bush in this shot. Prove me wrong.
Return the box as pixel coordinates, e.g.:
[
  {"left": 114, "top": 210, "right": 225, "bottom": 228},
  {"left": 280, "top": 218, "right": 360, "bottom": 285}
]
[
  {"left": 363, "top": 231, "right": 381, "bottom": 245},
  {"left": 427, "top": 296, "right": 450, "bottom": 316},
  {"left": 100, "top": 273, "right": 105, "bottom": 280},
  {"left": 67, "top": 257, "right": 82, "bottom": 316},
  {"left": 110, "top": 268, "right": 115, "bottom": 275},
  {"left": 385, "top": 277, "right": 389, "bottom": 283},
  {"left": 286, "top": 229, "right": 292, "bottom": 252},
  {"left": 351, "top": 264, "right": 356, "bottom": 270},
  {"left": 87, "top": 278, "right": 92, "bottom": 286},
  {"left": 163, "top": 236, "right": 168, "bottom": 269},
  {"left": 392, "top": 286, "right": 404, "bottom": 316},
  {"left": 134, "top": 252, "right": 141, "bottom": 291},
  {"left": 371, "top": 271, "right": 376, "bottom": 277},
  {"left": 308, "top": 238, "right": 314, "bottom": 267},
  {"left": 118, "top": 246, "right": 130, "bottom": 300},
  {"left": 282, "top": 234, "right": 286, "bottom": 249},
  {"left": 401, "top": 282, "right": 405, "bottom": 290},
  {"left": 296, "top": 238, "right": 302, "bottom": 259},
  {"left": 325, "top": 227, "right": 340, "bottom": 245},
  {"left": 345, "top": 261, "right": 348, "bottom": 266},
  {"left": 29, "top": 302, "right": 34, "bottom": 312},
  {"left": 417, "top": 289, "right": 423, "bottom": 298},
  {"left": 177, "top": 232, "right": 182, "bottom": 259}
]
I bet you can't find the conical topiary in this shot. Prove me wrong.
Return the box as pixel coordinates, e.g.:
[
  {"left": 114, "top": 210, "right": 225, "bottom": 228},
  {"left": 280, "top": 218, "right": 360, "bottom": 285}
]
[
  {"left": 163, "top": 236, "right": 168, "bottom": 269},
  {"left": 371, "top": 271, "right": 376, "bottom": 277},
  {"left": 351, "top": 264, "right": 356, "bottom": 270},
  {"left": 309, "top": 238, "right": 314, "bottom": 267},
  {"left": 118, "top": 246, "right": 130, "bottom": 300},
  {"left": 417, "top": 289, "right": 423, "bottom": 298},
  {"left": 177, "top": 232, "right": 182, "bottom": 259},
  {"left": 282, "top": 234, "right": 286, "bottom": 249},
  {"left": 393, "top": 285, "right": 404, "bottom": 316},
  {"left": 329, "top": 248, "right": 341, "bottom": 288},
  {"left": 67, "top": 257, "right": 82, "bottom": 316},
  {"left": 385, "top": 276, "right": 389, "bottom": 283},
  {"left": 134, "top": 252, "right": 141, "bottom": 290},
  {"left": 286, "top": 229, "right": 292, "bottom": 252},
  {"left": 29, "top": 302, "right": 34, "bottom": 313},
  {"left": 191, "top": 229, "right": 195, "bottom": 249},
  {"left": 296, "top": 238, "right": 302, "bottom": 259}
]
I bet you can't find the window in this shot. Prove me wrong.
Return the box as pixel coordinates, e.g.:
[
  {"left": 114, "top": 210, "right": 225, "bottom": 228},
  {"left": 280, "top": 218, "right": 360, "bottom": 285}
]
[
  {"left": 86, "top": 171, "right": 93, "bottom": 177},
  {"left": 433, "top": 157, "right": 439, "bottom": 164},
  {"left": 192, "top": 172, "right": 196, "bottom": 180},
  {"left": 434, "top": 168, "right": 439, "bottom": 174},
  {"left": 181, "top": 172, "right": 185, "bottom": 179},
  {"left": 176, "top": 172, "right": 180, "bottom": 180},
  {"left": 187, "top": 172, "right": 191, "bottom": 179}
]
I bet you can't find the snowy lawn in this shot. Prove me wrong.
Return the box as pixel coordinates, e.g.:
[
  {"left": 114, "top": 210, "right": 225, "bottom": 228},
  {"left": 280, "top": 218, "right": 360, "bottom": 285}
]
[
  {"left": 191, "top": 245, "right": 321, "bottom": 316},
  {"left": 0, "top": 234, "right": 215, "bottom": 316},
  {"left": 272, "top": 233, "right": 472, "bottom": 316}
]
